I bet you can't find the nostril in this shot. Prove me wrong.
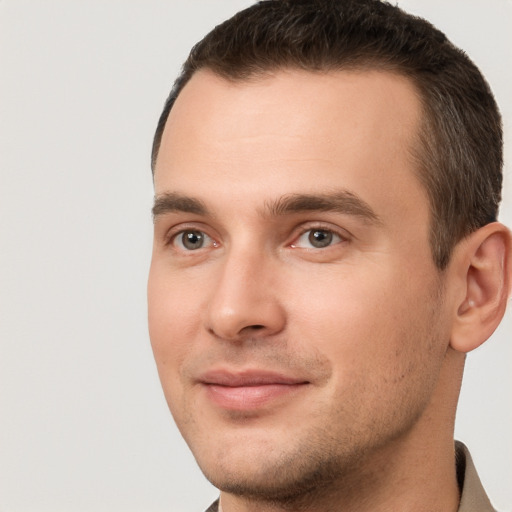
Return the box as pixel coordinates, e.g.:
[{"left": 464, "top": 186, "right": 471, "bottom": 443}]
[{"left": 250, "top": 325, "right": 265, "bottom": 330}]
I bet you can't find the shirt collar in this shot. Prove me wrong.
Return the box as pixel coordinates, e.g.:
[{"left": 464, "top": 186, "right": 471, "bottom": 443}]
[{"left": 456, "top": 441, "right": 495, "bottom": 512}]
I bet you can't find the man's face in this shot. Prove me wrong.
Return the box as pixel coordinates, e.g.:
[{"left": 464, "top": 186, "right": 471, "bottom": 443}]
[{"left": 148, "top": 69, "right": 453, "bottom": 499}]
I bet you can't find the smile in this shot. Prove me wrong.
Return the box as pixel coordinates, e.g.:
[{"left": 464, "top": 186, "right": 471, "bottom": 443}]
[{"left": 198, "top": 370, "right": 310, "bottom": 411}]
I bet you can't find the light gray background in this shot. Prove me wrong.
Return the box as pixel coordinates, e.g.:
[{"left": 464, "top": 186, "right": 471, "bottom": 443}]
[{"left": 0, "top": 1, "right": 510, "bottom": 511}]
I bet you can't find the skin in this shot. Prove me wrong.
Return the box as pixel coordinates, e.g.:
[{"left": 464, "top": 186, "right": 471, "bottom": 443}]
[{"left": 148, "top": 69, "right": 509, "bottom": 512}]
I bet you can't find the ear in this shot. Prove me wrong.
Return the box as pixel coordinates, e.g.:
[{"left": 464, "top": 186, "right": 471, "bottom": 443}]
[{"left": 450, "top": 222, "right": 512, "bottom": 353}]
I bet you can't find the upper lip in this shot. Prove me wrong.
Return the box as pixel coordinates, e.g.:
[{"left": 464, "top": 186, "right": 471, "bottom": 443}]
[{"left": 198, "top": 369, "right": 309, "bottom": 387}]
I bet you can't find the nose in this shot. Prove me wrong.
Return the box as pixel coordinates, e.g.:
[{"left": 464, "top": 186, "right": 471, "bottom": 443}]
[{"left": 205, "top": 247, "right": 286, "bottom": 342}]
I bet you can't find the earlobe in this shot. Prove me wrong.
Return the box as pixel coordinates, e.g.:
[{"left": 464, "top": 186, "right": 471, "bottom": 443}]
[{"left": 450, "top": 222, "right": 512, "bottom": 353}]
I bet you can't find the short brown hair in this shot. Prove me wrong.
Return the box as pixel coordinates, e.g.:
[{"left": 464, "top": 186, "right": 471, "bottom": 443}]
[{"left": 152, "top": 0, "right": 503, "bottom": 269}]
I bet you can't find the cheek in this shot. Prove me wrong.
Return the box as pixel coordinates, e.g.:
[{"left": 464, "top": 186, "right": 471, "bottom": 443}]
[
  {"left": 147, "top": 264, "right": 201, "bottom": 401},
  {"left": 148, "top": 261, "right": 204, "bottom": 344},
  {"left": 287, "top": 266, "right": 446, "bottom": 436},
  {"left": 286, "top": 263, "right": 439, "bottom": 386}
]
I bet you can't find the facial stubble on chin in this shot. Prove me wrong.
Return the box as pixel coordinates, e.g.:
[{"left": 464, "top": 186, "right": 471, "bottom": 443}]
[
  {"left": 189, "top": 364, "right": 433, "bottom": 508},
  {"left": 202, "top": 367, "right": 442, "bottom": 511},
  {"left": 181, "top": 344, "right": 345, "bottom": 506},
  {"left": 206, "top": 427, "right": 375, "bottom": 510}
]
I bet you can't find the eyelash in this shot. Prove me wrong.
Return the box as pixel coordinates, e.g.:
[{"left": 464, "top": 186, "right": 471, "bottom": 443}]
[
  {"left": 290, "top": 226, "right": 348, "bottom": 250},
  {"left": 166, "top": 227, "right": 218, "bottom": 251}
]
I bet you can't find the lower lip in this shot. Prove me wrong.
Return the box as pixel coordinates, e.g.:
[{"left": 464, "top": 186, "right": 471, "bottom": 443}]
[{"left": 204, "top": 383, "right": 307, "bottom": 410}]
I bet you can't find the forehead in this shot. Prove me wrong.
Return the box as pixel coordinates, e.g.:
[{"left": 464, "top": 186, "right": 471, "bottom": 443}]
[{"left": 154, "top": 69, "right": 426, "bottom": 223}]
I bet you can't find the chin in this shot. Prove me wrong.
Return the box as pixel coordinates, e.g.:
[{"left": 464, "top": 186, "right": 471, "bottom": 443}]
[
  {"left": 204, "top": 459, "right": 335, "bottom": 502},
  {"left": 192, "top": 428, "right": 356, "bottom": 504}
]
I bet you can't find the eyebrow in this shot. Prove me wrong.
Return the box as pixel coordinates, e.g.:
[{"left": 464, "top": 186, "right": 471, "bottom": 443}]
[
  {"left": 152, "top": 192, "right": 208, "bottom": 219},
  {"left": 152, "top": 190, "right": 381, "bottom": 225},
  {"left": 265, "top": 191, "right": 381, "bottom": 224}
]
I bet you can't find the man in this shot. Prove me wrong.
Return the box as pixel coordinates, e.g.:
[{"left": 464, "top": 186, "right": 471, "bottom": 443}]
[{"left": 147, "top": 1, "right": 511, "bottom": 511}]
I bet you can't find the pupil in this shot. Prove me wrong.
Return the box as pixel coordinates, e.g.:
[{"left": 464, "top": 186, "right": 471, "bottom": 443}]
[
  {"left": 309, "top": 230, "right": 332, "bottom": 248},
  {"left": 183, "top": 231, "right": 203, "bottom": 250}
]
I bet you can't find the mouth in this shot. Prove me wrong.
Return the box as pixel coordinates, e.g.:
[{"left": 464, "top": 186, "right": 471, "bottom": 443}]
[{"left": 198, "top": 370, "right": 310, "bottom": 411}]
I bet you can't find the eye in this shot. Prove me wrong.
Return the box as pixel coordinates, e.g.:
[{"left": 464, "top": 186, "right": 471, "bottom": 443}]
[
  {"left": 173, "top": 230, "right": 215, "bottom": 251},
  {"left": 292, "top": 228, "right": 343, "bottom": 249}
]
